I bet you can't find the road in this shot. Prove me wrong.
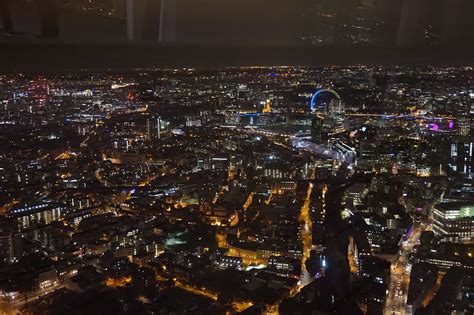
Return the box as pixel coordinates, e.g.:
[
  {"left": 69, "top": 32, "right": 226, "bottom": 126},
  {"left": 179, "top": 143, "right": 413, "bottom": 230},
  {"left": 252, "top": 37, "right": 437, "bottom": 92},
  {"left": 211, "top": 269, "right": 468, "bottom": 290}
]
[
  {"left": 157, "top": 276, "right": 254, "bottom": 313},
  {"left": 9, "top": 283, "right": 64, "bottom": 312},
  {"left": 384, "top": 224, "right": 424, "bottom": 315},
  {"left": 345, "top": 113, "right": 455, "bottom": 120},
  {"left": 384, "top": 194, "right": 440, "bottom": 315},
  {"left": 298, "top": 182, "right": 314, "bottom": 288}
]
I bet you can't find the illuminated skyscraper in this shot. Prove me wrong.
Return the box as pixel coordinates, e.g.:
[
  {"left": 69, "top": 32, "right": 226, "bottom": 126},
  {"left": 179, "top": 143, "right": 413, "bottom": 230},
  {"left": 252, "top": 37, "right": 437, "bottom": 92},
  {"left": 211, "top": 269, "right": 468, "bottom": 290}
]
[
  {"left": 311, "top": 116, "right": 324, "bottom": 144},
  {"left": 0, "top": 228, "right": 23, "bottom": 264},
  {"left": 456, "top": 117, "right": 471, "bottom": 137},
  {"left": 146, "top": 117, "right": 163, "bottom": 139},
  {"left": 433, "top": 202, "right": 474, "bottom": 241},
  {"left": 450, "top": 137, "right": 473, "bottom": 176}
]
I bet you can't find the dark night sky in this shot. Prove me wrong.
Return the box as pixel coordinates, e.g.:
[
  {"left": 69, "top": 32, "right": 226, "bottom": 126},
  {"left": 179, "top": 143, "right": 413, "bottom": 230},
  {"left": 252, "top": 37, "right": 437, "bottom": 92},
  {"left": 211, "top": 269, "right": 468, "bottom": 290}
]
[
  {"left": 0, "top": 0, "right": 473, "bottom": 70},
  {"left": 2, "top": 0, "right": 474, "bottom": 45}
]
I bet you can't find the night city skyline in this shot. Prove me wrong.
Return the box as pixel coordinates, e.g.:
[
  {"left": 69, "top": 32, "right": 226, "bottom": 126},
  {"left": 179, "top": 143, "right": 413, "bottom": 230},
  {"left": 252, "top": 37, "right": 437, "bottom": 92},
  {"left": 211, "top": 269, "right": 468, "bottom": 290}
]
[{"left": 0, "top": 2, "right": 473, "bottom": 315}]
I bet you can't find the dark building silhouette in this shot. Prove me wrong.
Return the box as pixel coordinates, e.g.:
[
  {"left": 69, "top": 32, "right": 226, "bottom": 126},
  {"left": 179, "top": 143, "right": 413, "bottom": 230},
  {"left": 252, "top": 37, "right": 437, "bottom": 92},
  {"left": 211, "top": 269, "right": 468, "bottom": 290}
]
[
  {"left": 407, "top": 263, "right": 439, "bottom": 314},
  {"left": 0, "top": 228, "right": 23, "bottom": 264},
  {"left": 418, "top": 266, "right": 465, "bottom": 314},
  {"left": 311, "top": 116, "right": 324, "bottom": 144}
]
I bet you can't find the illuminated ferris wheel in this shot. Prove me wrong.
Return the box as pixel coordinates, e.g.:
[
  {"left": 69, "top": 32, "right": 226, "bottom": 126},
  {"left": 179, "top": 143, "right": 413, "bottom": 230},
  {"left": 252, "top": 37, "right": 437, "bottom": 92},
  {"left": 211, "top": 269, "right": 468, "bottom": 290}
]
[{"left": 310, "top": 88, "right": 343, "bottom": 114}]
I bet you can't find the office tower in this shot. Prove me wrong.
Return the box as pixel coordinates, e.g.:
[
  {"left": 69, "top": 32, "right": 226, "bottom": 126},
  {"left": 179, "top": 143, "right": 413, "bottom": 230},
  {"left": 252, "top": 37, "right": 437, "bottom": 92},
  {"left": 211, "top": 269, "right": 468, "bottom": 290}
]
[
  {"left": 38, "top": 0, "right": 59, "bottom": 38},
  {"left": 450, "top": 137, "right": 473, "bottom": 176},
  {"left": 358, "top": 142, "right": 378, "bottom": 170},
  {"left": 450, "top": 104, "right": 474, "bottom": 176},
  {"left": 0, "top": 229, "right": 23, "bottom": 264},
  {"left": 146, "top": 118, "right": 151, "bottom": 139},
  {"left": 146, "top": 117, "right": 162, "bottom": 139},
  {"left": 157, "top": 117, "right": 161, "bottom": 139},
  {"left": 433, "top": 202, "right": 474, "bottom": 242},
  {"left": 311, "top": 116, "right": 324, "bottom": 144},
  {"left": 457, "top": 117, "right": 471, "bottom": 137}
]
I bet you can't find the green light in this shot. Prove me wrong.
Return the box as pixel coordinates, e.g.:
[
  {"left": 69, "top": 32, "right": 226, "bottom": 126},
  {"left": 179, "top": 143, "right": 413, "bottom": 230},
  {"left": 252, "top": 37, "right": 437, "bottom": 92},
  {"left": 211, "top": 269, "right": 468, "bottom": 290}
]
[{"left": 460, "top": 206, "right": 474, "bottom": 218}]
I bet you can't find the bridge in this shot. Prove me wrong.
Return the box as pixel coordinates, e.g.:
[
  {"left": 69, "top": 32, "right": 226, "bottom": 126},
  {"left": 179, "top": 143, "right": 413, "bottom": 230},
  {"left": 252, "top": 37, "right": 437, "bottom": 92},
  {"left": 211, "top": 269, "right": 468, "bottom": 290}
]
[
  {"left": 346, "top": 112, "right": 456, "bottom": 121},
  {"left": 310, "top": 90, "right": 454, "bottom": 121}
]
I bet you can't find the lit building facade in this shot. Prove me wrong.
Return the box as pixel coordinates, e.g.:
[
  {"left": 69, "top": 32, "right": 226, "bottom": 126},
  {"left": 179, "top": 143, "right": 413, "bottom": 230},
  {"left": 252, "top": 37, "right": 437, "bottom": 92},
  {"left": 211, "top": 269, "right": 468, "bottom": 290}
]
[
  {"left": 450, "top": 137, "right": 473, "bottom": 176},
  {"left": 433, "top": 202, "right": 474, "bottom": 241}
]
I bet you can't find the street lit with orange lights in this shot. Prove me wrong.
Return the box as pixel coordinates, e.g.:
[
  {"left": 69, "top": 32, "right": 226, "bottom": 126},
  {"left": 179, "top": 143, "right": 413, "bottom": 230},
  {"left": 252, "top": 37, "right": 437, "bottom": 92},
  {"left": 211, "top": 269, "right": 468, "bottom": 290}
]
[
  {"left": 297, "top": 182, "right": 315, "bottom": 289},
  {"left": 385, "top": 224, "right": 424, "bottom": 315}
]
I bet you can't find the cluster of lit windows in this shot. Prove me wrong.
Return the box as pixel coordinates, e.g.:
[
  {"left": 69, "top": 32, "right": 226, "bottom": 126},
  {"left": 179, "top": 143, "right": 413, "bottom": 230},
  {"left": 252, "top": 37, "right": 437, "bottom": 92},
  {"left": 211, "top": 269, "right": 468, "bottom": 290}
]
[
  {"left": 433, "top": 204, "right": 474, "bottom": 240},
  {"left": 269, "top": 259, "right": 292, "bottom": 271},
  {"left": 263, "top": 168, "right": 286, "bottom": 179},
  {"left": 218, "top": 256, "right": 243, "bottom": 270},
  {"left": 10, "top": 204, "right": 48, "bottom": 215},
  {"left": 421, "top": 258, "right": 461, "bottom": 269}
]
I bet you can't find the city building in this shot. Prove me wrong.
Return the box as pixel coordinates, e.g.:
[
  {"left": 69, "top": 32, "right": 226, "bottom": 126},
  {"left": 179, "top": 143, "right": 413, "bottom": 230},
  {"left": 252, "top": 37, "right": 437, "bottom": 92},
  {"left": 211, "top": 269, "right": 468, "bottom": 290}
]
[
  {"left": 0, "top": 228, "right": 23, "bottom": 264},
  {"left": 433, "top": 202, "right": 474, "bottom": 241},
  {"left": 450, "top": 137, "right": 474, "bottom": 176}
]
